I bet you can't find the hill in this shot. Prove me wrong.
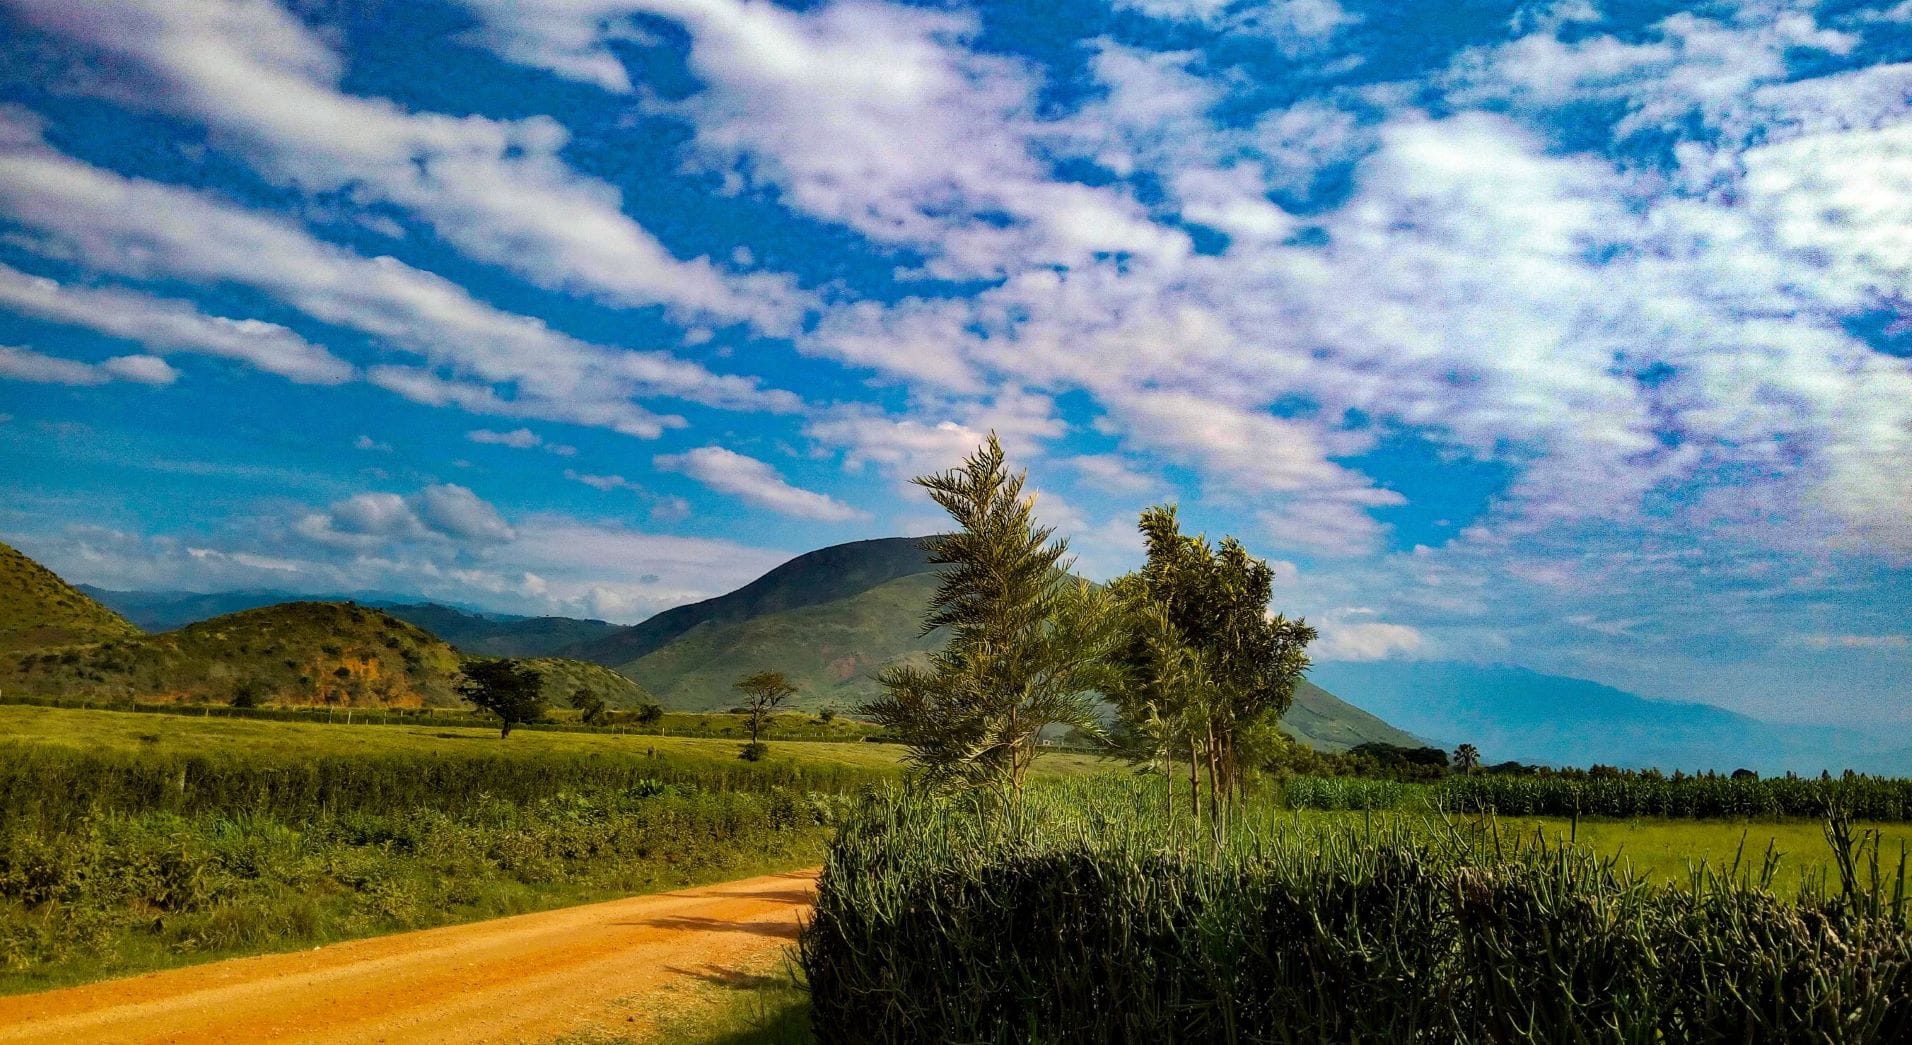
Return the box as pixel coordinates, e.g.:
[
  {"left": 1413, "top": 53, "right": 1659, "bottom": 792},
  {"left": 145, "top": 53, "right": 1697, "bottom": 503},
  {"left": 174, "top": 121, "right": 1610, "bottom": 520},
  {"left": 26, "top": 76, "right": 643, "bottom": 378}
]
[
  {"left": 0, "top": 601, "right": 469, "bottom": 707},
  {"left": 559, "top": 537, "right": 936, "bottom": 666},
  {"left": 1310, "top": 661, "right": 1911, "bottom": 775},
  {"left": 598, "top": 538, "right": 1419, "bottom": 752},
  {"left": 0, "top": 541, "right": 142, "bottom": 652},
  {"left": 80, "top": 586, "right": 623, "bottom": 658}
]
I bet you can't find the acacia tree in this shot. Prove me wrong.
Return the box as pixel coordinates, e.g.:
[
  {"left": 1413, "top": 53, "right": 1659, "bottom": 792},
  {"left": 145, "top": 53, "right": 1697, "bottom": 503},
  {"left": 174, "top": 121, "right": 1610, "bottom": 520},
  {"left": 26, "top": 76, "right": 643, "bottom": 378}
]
[
  {"left": 1109, "top": 505, "right": 1316, "bottom": 823},
  {"left": 735, "top": 670, "right": 797, "bottom": 760},
  {"left": 864, "top": 434, "right": 1122, "bottom": 801},
  {"left": 459, "top": 658, "right": 546, "bottom": 738}
]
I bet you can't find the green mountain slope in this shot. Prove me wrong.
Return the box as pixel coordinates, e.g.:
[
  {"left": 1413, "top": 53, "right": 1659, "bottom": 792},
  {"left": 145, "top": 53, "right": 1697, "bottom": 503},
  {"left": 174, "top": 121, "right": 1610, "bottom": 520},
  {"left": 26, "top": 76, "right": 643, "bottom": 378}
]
[
  {"left": 562, "top": 536, "right": 935, "bottom": 667},
  {"left": 611, "top": 539, "right": 1420, "bottom": 752},
  {"left": 623, "top": 572, "right": 946, "bottom": 711},
  {"left": 0, "top": 541, "right": 142, "bottom": 652},
  {"left": 372, "top": 603, "right": 623, "bottom": 658}
]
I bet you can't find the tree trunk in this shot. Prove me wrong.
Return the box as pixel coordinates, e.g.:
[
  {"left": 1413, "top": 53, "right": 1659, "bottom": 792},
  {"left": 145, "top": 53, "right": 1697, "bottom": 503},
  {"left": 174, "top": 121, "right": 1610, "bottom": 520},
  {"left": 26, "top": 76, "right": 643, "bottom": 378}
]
[{"left": 1188, "top": 734, "right": 1201, "bottom": 825}]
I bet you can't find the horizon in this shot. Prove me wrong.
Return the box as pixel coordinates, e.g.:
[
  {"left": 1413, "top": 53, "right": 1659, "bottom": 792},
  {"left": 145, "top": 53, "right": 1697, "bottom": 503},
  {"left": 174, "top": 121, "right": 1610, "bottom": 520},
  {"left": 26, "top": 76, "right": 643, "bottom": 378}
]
[{"left": 1, "top": 0, "right": 1908, "bottom": 731}]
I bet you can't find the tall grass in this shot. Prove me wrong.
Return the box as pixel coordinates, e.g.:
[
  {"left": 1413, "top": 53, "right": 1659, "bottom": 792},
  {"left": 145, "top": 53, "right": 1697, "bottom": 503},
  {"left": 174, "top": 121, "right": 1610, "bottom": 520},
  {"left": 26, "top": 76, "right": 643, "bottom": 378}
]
[
  {"left": 801, "top": 778, "right": 1912, "bottom": 1043},
  {"left": 0, "top": 742, "right": 884, "bottom": 833},
  {"left": 1271, "top": 772, "right": 1912, "bottom": 822}
]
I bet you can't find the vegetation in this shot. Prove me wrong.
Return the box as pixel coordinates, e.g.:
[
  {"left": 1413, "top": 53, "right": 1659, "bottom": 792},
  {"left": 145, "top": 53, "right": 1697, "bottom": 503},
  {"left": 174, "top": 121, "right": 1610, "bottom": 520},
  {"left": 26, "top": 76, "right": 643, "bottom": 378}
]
[
  {"left": 0, "top": 541, "right": 141, "bottom": 652},
  {"left": 865, "top": 435, "right": 1122, "bottom": 799},
  {"left": 1108, "top": 504, "right": 1316, "bottom": 822},
  {"left": 801, "top": 779, "right": 1912, "bottom": 1042},
  {"left": 735, "top": 670, "right": 798, "bottom": 761},
  {"left": 458, "top": 658, "right": 546, "bottom": 737}
]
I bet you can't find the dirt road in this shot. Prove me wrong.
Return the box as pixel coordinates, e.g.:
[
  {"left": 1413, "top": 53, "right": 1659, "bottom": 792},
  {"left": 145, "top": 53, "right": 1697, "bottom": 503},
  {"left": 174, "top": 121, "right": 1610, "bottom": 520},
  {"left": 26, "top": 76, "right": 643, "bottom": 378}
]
[{"left": 0, "top": 869, "right": 819, "bottom": 1044}]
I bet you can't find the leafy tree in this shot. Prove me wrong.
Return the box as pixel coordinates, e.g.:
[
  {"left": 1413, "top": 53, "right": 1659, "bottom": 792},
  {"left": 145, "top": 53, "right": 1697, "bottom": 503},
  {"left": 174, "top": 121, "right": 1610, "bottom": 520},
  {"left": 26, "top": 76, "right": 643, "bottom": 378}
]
[
  {"left": 817, "top": 706, "right": 837, "bottom": 725},
  {"left": 1452, "top": 743, "right": 1481, "bottom": 774},
  {"left": 634, "top": 702, "right": 664, "bottom": 726},
  {"left": 570, "top": 688, "right": 611, "bottom": 727},
  {"left": 1109, "top": 505, "right": 1315, "bottom": 822},
  {"left": 458, "top": 658, "right": 545, "bottom": 738},
  {"left": 230, "top": 683, "right": 263, "bottom": 710},
  {"left": 735, "top": 670, "right": 797, "bottom": 760},
  {"left": 864, "top": 434, "right": 1122, "bottom": 801}
]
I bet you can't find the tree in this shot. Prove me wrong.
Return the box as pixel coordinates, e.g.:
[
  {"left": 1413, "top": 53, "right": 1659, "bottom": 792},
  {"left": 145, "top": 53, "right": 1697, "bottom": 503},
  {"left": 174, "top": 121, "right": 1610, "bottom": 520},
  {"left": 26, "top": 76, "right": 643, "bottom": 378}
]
[
  {"left": 1452, "top": 743, "right": 1481, "bottom": 774},
  {"left": 735, "top": 670, "right": 797, "bottom": 760},
  {"left": 634, "top": 702, "right": 664, "bottom": 726},
  {"left": 1108, "top": 505, "right": 1316, "bottom": 823},
  {"left": 458, "top": 659, "right": 545, "bottom": 738},
  {"left": 570, "top": 688, "right": 611, "bottom": 726},
  {"left": 864, "top": 434, "right": 1122, "bottom": 801}
]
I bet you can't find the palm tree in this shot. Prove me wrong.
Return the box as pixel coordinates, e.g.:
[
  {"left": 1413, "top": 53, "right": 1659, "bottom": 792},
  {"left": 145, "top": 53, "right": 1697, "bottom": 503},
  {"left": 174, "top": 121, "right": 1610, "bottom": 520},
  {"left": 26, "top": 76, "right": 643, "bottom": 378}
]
[{"left": 1452, "top": 743, "right": 1481, "bottom": 774}]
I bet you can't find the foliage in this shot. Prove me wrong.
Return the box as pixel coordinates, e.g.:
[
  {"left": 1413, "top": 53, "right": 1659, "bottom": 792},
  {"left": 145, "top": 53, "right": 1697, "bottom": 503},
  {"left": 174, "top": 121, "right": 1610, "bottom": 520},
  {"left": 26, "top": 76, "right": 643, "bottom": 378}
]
[
  {"left": 458, "top": 658, "right": 546, "bottom": 737},
  {"left": 0, "top": 784, "right": 840, "bottom": 991},
  {"left": 801, "top": 780, "right": 1912, "bottom": 1043},
  {"left": 1452, "top": 742, "right": 1481, "bottom": 773},
  {"left": 864, "top": 435, "right": 1122, "bottom": 799},
  {"left": 1107, "top": 505, "right": 1316, "bottom": 820},
  {"left": 735, "top": 671, "right": 798, "bottom": 753},
  {"left": 570, "top": 689, "right": 611, "bottom": 727}
]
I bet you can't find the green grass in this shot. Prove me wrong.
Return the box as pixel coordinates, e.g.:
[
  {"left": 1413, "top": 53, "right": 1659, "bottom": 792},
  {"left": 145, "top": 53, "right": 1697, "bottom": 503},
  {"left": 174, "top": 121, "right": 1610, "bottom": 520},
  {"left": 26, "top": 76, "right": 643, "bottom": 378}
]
[
  {"left": 0, "top": 704, "right": 1115, "bottom": 777},
  {"left": 0, "top": 540, "right": 140, "bottom": 652}
]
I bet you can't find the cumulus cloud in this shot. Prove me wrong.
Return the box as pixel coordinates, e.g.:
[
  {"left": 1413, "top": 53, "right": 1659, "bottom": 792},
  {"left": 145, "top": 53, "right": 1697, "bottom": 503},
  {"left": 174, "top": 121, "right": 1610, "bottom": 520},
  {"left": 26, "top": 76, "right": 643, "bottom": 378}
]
[
  {"left": 0, "top": 345, "right": 176, "bottom": 386},
  {"left": 1312, "top": 609, "right": 1426, "bottom": 662},
  {"left": 655, "top": 445, "right": 866, "bottom": 521},
  {"left": 296, "top": 484, "right": 514, "bottom": 547}
]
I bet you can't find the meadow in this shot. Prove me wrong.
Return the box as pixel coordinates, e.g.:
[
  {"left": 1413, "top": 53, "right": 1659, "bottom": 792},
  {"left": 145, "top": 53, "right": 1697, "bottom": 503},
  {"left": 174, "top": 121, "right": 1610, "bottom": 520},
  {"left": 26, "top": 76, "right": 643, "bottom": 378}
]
[{"left": 0, "top": 705, "right": 1103, "bottom": 993}]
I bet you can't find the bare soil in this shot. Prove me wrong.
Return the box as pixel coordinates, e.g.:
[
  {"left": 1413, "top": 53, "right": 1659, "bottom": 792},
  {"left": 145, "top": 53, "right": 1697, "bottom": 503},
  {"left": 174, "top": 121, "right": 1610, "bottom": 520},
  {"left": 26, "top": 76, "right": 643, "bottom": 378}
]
[{"left": 0, "top": 869, "right": 819, "bottom": 1044}]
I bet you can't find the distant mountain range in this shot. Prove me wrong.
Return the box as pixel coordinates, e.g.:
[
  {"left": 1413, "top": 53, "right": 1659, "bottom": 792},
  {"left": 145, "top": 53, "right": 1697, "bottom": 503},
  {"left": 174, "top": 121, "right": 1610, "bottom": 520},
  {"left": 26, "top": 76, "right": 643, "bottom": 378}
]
[
  {"left": 32, "top": 536, "right": 1908, "bottom": 774},
  {"left": 1311, "top": 661, "right": 1912, "bottom": 776}
]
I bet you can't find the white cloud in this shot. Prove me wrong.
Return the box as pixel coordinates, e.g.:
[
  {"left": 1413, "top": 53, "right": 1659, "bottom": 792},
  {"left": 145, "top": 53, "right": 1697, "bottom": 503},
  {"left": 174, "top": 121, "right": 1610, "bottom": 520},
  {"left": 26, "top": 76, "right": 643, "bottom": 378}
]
[
  {"left": 1802, "top": 634, "right": 1911, "bottom": 651},
  {"left": 565, "top": 470, "right": 634, "bottom": 491},
  {"left": 353, "top": 435, "right": 392, "bottom": 452},
  {"left": 9, "top": 0, "right": 802, "bottom": 329},
  {"left": 1114, "top": 0, "right": 1359, "bottom": 53},
  {"left": 1312, "top": 610, "right": 1426, "bottom": 662},
  {"left": 0, "top": 345, "right": 175, "bottom": 386},
  {"left": 0, "top": 262, "right": 352, "bottom": 384},
  {"left": 296, "top": 483, "right": 514, "bottom": 547},
  {"left": 467, "top": 427, "right": 543, "bottom": 449},
  {"left": 655, "top": 445, "right": 866, "bottom": 521},
  {"left": 0, "top": 117, "right": 801, "bottom": 437}
]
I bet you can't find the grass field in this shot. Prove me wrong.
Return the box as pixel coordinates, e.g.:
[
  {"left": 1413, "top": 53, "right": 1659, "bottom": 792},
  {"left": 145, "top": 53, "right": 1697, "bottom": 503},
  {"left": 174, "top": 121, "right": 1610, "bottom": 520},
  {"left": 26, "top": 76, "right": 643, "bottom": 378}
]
[{"left": 0, "top": 704, "right": 1112, "bottom": 777}]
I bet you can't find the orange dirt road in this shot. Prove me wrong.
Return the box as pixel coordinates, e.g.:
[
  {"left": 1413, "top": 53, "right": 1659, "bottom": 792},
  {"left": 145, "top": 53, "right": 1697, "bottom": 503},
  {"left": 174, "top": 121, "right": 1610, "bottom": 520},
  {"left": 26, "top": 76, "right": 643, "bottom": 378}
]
[{"left": 0, "top": 869, "right": 819, "bottom": 1044}]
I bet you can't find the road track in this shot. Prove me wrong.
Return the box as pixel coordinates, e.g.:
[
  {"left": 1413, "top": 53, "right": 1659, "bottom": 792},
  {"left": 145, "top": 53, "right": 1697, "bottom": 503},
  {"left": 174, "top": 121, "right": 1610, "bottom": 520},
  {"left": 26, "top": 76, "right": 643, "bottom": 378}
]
[{"left": 0, "top": 869, "right": 819, "bottom": 1044}]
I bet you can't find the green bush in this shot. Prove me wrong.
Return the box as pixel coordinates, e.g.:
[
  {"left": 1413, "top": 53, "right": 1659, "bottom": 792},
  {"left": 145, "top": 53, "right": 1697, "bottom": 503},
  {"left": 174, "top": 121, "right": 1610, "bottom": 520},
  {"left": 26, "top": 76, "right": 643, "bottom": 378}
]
[{"left": 801, "top": 781, "right": 1912, "bottom": 1043}]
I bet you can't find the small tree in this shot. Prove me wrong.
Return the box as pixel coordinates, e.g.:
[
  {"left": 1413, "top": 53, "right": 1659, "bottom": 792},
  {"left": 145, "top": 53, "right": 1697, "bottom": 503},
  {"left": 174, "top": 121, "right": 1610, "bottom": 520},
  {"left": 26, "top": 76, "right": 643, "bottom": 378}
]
[
  {"left": 865, "top": 434, "right": 1122, "bottom": 801},
  {"left": 570, "top": 689, "right": 611, "bottom": 726},
  {"left": 1452, "top": 743, "right": 1481, "bottom": 774},
  {"left": 735, "top": 670, "right": 797, "bottom": 760},
  {"left": 634, "top": 702, "right": 665, "bottom": 726},
  {"left": 458, "top": 659, "right": 545, "bottom": 738}
]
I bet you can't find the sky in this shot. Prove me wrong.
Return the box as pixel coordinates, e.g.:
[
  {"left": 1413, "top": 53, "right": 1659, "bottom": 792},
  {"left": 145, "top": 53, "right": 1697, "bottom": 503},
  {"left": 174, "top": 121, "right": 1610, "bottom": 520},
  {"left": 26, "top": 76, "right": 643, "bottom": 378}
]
[{"left": 0, "top": 0, "right": 1907, "bottom": 727}]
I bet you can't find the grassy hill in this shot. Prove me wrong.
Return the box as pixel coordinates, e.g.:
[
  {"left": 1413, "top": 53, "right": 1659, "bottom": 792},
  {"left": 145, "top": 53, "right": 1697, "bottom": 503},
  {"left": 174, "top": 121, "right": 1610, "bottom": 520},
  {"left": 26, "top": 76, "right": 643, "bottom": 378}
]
[
  {"left": 601, "top": 538, "right": 1420, "bottom": 752},
  {"left": 0, "top": 601, "right": 467, "bottom": 707},
  {"left": 80, "top": 586, "right": 623, "bottom": 658},
  {"left": 0, "top": 541, "right": 142, "bottom": 652},
  {"left": 561, "top": 537, "right": 935, "bottom": 666}
]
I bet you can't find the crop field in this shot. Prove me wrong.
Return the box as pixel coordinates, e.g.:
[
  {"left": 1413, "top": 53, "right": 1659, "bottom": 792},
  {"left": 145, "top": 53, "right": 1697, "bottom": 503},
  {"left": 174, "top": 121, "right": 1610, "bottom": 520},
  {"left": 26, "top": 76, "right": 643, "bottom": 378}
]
[{"left": 802, "top": 779, "right": 1912, "bottom": 1042}]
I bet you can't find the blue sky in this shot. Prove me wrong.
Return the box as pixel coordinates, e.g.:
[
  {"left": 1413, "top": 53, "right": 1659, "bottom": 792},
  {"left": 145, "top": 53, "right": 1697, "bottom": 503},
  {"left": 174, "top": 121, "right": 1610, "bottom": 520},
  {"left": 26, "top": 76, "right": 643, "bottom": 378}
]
[{"left": 0, "top": 0, "right": 1907, "bottom": 726}]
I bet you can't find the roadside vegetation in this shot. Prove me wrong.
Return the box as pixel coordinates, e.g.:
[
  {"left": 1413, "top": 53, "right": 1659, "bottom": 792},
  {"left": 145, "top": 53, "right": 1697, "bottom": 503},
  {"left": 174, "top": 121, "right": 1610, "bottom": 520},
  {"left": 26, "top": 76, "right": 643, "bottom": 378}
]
[{"left": 796, "top": 435, "right": 1912, "bottom": 1042}]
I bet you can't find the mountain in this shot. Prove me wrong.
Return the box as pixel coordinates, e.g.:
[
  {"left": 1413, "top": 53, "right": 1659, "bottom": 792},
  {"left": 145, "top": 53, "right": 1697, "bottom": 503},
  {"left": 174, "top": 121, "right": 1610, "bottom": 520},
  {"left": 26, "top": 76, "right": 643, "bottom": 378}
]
[
  {"left": 559, "top": 536, "right": 938, "bottom": 667},
  {"left": 1310, "top": 661, "right": 1909, "bottom": 775},
  {"left": 366, "top": 603, "right": 622, "bottom": 658},
  {"left": 0, "top": 541, "right": 142, "bottom": 651},
  {"left": 82, "top": 587, "right": 621, "bottom": 658},
  {"left": 590, "top": 537, "right": 1418, "bottom": 752}
]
